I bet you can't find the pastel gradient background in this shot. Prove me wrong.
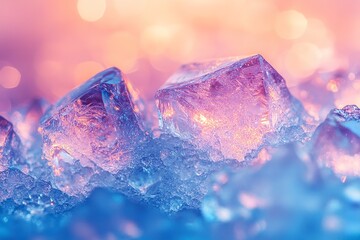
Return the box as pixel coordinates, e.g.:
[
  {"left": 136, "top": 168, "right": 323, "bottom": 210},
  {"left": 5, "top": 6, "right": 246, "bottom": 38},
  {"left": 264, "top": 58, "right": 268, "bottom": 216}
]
[{"left": 0, "top": 0, "right": 358, "bottom": 115}]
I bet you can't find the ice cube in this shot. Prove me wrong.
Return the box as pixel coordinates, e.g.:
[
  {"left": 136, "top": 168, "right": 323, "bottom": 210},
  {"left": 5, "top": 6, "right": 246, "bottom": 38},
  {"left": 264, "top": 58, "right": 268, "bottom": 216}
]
[
  {"left": 39, "top": 67, "right": 146, "bottom": 195},
  {"left": 156, "top": 55, "right": 309, "bottom": 161}
]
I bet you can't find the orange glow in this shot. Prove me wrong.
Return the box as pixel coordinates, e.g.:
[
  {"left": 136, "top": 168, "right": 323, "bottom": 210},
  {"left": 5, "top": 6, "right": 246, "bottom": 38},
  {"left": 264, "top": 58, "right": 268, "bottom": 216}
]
[
  {"left": 193, "top": 113, "right": 209, "bottom": 125},
  {"left": 0, "top": 1, "right": 357, "bottom": 105},
  {"left": 103, "top": 32, "right": 138, "bottom": 72},
  {"left": 74, "top": 61, "right": 105, "bottom": 85},
  {"left": 163, "top": 106, "right": 174, "bottom": 118},
  {"left": 193, "top": 113, "right": 219, "bottom": 129},
  {"left": 54, "top": 168, "right": 63, "bottom": 177},
  {"left": 77, "top": 0, "right": 106, "bottom": 22},
  {"left": 275, "top": 10, "right": 308, "bottom": 40},
  {"left": 326, "top": 79, "right": 339, "bottom": 93},
  {"left": 239, "top": 0, "right": 277, "bottom": 34},
  {"left": 285, "top": 42, "right": 322, "bottom": 78}
]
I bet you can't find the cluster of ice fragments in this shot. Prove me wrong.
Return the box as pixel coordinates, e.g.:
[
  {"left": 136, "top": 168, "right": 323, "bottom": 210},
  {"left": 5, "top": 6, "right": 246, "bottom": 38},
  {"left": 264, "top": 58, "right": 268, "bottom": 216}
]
[{"left": 1, "top": 55, "right": 360, "bottom": 239}]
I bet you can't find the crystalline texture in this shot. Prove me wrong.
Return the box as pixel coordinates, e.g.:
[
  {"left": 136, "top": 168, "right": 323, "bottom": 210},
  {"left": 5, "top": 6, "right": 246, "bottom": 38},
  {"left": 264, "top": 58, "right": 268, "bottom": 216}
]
[
  {"left": 122, "top": 134, "right": 239, "bottom": 212},
  {"left": 156, "top": 55, "right": 307, "bottom": 161},
  {"left": 0, "top": 168, "right": 75, "bottom": 217},
  {"left": 311, "top": 105, "right": 360, "bottom": 178},
  {"left": 0, "top": 116, "right": 22, "bottom": 171},
  {"left": 39, "top": 67, "right": 145, "bottom": 195}
]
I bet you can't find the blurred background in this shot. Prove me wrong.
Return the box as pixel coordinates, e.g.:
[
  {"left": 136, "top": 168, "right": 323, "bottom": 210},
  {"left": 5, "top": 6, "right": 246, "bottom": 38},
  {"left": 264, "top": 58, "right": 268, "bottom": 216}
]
[{"left": 0, "top": 0, "right": 359, "bottom": 114}]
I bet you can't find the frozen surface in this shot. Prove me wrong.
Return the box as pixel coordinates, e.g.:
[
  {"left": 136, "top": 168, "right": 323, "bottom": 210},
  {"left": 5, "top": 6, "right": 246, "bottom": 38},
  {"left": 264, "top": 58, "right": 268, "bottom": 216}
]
[
  {"left": 0, "top": 168, "right": 75, "bottom": 219},
  {"left": 119, "top": 134, "right": 240, "bottom": 212},
  {"left": 156, "top": 55, "right": 310, "bottom": 161},
  {"left": 3, "top": 145, "right": 359, "bottom": 240},
  {"left": 311, "top": 105, "right": 360, "bottom": 178}
]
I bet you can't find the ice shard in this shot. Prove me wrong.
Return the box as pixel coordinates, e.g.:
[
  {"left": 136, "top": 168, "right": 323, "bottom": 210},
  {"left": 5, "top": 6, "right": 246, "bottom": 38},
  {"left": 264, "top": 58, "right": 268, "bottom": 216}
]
[
  {"left": 0, "top": 116, "right": 22, "bottom": 171},
  {"left": 156, "top": 55, "right": 309, "bottom": 161},
  {"left": 311, "top": 105, "right": 360, "bottom": 178},
  {"left": 39, "top": 67, "right": 146, "bottom": 195}
]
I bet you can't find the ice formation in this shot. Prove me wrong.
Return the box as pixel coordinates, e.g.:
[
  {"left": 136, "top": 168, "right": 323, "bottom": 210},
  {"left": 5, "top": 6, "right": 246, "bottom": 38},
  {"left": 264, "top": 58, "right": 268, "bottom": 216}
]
[
  {"left": 39, "top": 67, "right": 146, "bottom": 195},
  {"left": 0, "top": 116, "right": 22, "bottom": 171},
  {"left": 0, "top": 55, "right": 359, "bottom": 239},
  {"left": 156, "top": 55, "right": 309, "bottom": 161},
  {"left": 311, "top": 105, "right": 360, "bottom": 178},
  {"left": 0, "top": 168, "right": 75, "bottom": 219}
]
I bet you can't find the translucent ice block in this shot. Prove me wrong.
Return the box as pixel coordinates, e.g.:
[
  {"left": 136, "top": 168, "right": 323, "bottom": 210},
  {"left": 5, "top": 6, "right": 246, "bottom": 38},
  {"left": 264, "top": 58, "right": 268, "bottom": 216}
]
[
  {"left": 39, "top": 67, "right": 146, "bottom": 195},
  {"left": 156, "top": 55, "right": 308, "bottom": 161}
]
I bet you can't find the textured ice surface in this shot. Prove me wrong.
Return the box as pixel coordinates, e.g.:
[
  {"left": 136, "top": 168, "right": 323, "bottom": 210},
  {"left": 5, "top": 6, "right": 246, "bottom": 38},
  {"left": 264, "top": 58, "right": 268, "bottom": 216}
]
[
  {"left": 156, "top": 55, "right": 309, "bottom": 161},
  {"left": 39, "top": 67, "right": 146, "bottom": 195},
  {"left": 3, "top": 171, "right": 360, "bottom": 240},
  {"left": 0, "top": 168, "right": 75, "bottom": 219},
  {"left": 311, "top": 105, "right": 360, "bottom": 178},
  {"left": 36, "top": 67, "right": 241, "bottom": 208},
  {"left": 202, "top": 144, "right": 360, "bottom": 239},
  {"left": 0, "top": 116, "right": 22, "bottom": 171},
  {"left": 120, "top": 134, "right": 239, "bottom": 212}
]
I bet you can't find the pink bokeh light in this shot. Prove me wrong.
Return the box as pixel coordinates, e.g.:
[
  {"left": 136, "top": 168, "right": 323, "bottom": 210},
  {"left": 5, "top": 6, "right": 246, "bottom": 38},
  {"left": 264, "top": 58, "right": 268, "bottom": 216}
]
[{"left": 0, "top": 0, "right": 359, "bottom": 115}]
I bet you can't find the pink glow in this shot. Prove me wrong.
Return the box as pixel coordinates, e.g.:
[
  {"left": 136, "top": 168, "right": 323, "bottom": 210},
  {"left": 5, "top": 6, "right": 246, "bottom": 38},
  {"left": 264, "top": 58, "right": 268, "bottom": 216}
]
[{"left": 0, "top": 0, "right": 358, "bottom": 111}]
